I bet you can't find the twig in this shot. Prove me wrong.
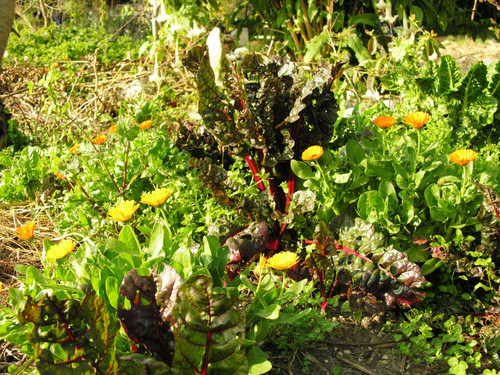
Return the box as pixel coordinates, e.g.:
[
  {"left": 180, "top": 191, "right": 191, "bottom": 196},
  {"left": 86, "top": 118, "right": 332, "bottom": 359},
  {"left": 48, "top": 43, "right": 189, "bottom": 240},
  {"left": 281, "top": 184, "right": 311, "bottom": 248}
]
[
  {"left": 303, "top": 352, "right": 333, "bottom": 375},
  {"left": 336, "top": 355, "right": 376, "bottom": 375},
  {"left": 326, "top": 340, "right": 398, "bottom": 347}
]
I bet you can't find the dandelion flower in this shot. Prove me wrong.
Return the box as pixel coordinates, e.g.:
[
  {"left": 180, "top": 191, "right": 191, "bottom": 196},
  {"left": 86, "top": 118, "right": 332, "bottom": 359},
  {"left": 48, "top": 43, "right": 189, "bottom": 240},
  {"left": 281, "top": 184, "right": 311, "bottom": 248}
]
[
  {"left": 302, "top": 145, "right": 324, "bottom": 161},
  {"left": 140, "top": 188, "right": 173, "bottom": 207},
  {"left": 16, "top": 222, "right": 36, "bottom": 241},
  {"left": 450, "top": 149, "right": 477, "bottom": 166},
  {"left": 46, "top": 239, "right": 76, "bottom": 260},
  {"left": 92, "top": 134, "right": 107, "bottom": 144},
  {"left": 108, "top": 200, "right": 139, "bottom": 222},
  {"left": 138, "top": 120, "right": 152, "bottom": 130},
  {"left": 109, "top": 125, "right": 118, "bottom": 133},
  {"left": 266, "top": 251, "right": 300, "bottom": 271},
  {"left": 373, "top": 115, "right": 397, "bottom": 129},
  {"left": 403, "top": 111, "right": 430, "bottom": 129},
  {"left": 69, "top": 144, "right": 80, "bottom": 154}
]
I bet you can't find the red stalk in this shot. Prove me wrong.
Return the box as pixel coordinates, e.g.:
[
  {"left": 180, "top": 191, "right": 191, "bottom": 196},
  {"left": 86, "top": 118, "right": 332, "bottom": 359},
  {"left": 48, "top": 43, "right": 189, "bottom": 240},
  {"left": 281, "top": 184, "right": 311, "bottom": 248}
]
[{"left": 245, "top": 154, "right": 266, "bottom": 192}]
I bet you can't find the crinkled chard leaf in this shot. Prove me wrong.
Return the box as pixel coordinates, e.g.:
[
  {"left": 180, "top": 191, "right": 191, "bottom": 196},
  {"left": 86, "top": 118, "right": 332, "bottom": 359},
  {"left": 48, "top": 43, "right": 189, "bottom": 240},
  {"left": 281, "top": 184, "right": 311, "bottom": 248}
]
[
  {"left": 171, "top": 274, "right": 248, "bottom": 375},
  {"left": 18, "top": 286, "right": 120, "bottom": 375},
  {"left": 117, "top": 353, "right": 171, "bottom": 374},
  {"left": 118, "top": 269, "right": 176, "bottom": 364},
  {"left": 329, "top": 216, "right": 426, "bottom": 306}
]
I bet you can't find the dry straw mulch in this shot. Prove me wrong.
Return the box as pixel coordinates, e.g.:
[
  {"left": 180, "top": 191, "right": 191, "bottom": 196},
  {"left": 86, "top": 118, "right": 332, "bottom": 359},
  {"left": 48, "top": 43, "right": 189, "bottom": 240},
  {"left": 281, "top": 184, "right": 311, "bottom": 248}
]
[{"left": 0, "top": 203, "right": 59, "bottom": 305}]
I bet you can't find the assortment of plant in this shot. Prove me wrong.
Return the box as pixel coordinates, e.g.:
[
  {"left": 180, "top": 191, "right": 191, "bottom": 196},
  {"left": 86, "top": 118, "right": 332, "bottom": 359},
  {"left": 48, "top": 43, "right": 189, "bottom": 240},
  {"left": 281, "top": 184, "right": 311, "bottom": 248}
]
[{"left": 0, "top": 1, "right": 499, "bottom": 374}]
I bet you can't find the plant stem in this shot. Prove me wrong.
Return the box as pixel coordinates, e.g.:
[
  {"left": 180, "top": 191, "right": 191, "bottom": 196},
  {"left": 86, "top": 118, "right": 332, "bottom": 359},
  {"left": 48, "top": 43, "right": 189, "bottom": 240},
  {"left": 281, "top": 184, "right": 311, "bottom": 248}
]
[
  {"left": 159, "top": 207, "right": 173, "bottom": 238},
  {"left": 121, "top": 140, "right": 130, "bottom": 191},
  {"left": 31, "top": 241, "right": 46, "bottom": 268},
  {"left": 245, "top": 154, "right": 266, "bottom": 192}
]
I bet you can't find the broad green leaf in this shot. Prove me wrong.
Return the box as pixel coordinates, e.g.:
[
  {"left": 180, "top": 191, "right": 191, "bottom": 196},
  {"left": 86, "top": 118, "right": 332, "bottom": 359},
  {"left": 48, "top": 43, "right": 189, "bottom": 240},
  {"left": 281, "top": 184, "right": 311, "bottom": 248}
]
[
  {"left": 291, "top": 160, "right": 315, "bottom": 179},
  {"left": 118, "top": 225, "right": 141, "bottom": 255},
  {"left": 247, "top": 346, "right": 272, "bottom": 375},
  {"left": 252, "top": 304, "right": 281, "bottom": 320},
  {"left": 105, "top": 277, "right": 119, "bottom": 309},
  {"left": 346, "top": 139, "right": 365, "bottom": 164},
  {"left": 421, "top": 258, "right": 445, "bottom": 276},
  {"left": 348, "top": 13, "right": 379, "bottom": 27},
  {"left": 438, "top": 55, "right": 462, "bottom": 95},
  {"left": 148, "top": 223, "right": 171, "bottom": 260}
]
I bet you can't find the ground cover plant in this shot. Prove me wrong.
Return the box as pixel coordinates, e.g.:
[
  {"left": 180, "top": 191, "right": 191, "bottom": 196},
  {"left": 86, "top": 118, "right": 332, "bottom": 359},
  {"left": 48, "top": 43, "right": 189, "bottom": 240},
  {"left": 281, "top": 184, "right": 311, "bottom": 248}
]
[{"left": 0, "top": 1, "right": 499, "bottom": 374}]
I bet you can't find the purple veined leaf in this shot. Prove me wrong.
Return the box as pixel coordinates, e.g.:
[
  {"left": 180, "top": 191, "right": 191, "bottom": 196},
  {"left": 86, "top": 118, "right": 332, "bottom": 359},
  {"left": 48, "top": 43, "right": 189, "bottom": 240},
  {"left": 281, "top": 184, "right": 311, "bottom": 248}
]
[
  {"left": 117, "top": 269, "right": 176, "bottom": 364},
  {"left": 18, "top": 286, "right": 120, "bottom": 374},
  {"left": 171, "top": 274, "right": 248, "bottom": 375}
]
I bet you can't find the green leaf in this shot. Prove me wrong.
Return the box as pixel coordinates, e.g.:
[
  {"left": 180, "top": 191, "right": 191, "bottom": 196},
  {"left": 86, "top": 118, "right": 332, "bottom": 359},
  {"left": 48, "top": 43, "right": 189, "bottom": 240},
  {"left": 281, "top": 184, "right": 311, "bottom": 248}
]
[
  {"left": 118, "top": 225, "right": 141, "bottom": 255},
  {"left": 247, "top": 346, "right": 272, "bottom": 375},
  {"left": 421, "top": 258, "right": 444, "bottom": 276},
  {"left": 291, "top": 160, "right": 315, "bottom": 179},
  {"left": 346, "top": 139, "right": 365, "bottom": 165},
  {"left": 438, "top": 55, "right": 462, "bottom": 95},
  {"left": 148, "top": 223, "right": 172, "bottom": 260},
  {"left": 105, "top": 277, "right": 119, "bottom": 309},
  {"left": 172, "top": 275, "right": 248, "bottom": 374},
  {"left": 348, "top": 13, "right": 379, "bottom": 27},
  {"left": 252, "top": 304, "right": 281, "bottom": 320}
]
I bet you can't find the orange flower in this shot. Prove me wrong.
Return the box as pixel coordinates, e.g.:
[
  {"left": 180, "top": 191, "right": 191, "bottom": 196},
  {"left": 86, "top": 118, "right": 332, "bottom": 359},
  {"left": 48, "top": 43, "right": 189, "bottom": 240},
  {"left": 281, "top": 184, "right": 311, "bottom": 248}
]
[
  {"left": 373, "top": 115, "right": 397, "bottom": 129},
  {"left": 302, "top": 145, "right": 324, "bottom": 161},
  {"left": 403, "top": 111, "right": 430, "bottom": 129},
  {"left": 52, "top": 62, "right": 59, "bottom": 68},
  {"left": 109, "top": 125, "right": 118, "bottom": 133},
  {"left": 56, "top": 172, "right": 67, "bottom": 180},
  {"left": 449, "top": 149, "right": 477, "bottom": 166},
  {"left": 16, "top": 222, "right": 36, "bottom": 241},
  {"left": 63, "top": 56, "right": 69, "bottom": 60},
  {"left": 138, "top": 120, "right": 152, "bottom": 130},
  {"left": 69, "top": 144, "right": 80, "bottom": 154},
  {"left": 92, "top": 134, "right": 107, "bottom": 144}
]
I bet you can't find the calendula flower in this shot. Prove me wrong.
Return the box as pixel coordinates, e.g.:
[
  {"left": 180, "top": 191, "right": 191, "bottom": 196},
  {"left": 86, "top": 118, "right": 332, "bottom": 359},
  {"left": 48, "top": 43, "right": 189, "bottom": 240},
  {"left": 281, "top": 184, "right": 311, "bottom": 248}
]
[
  {"left": 52, "top": 62, "right": 59, "bottom": 68},
  {"left": 108, "top": 200, "right": 139, "bottom": 222},
  {"left": 140, "top": 188, "right": 173, "bottom": 207},
  {"left": 253, "top": 254, "right": 268, "bottom": 276},
  {"left": 46, "top": 239, "right": 76, "bottom": 260},
  {"left": 109, "top": 125, "right": 118, "bottom": 133},
  {"left": 266, "top": 251, "right": 300, "bottom": 271},
  {"left": 92, "top": 134, "right": 107, "bottom": 144},
  {"left": 138, "top": 120, "right": 152, "bottom": 130},
  {"left": 56, "top": 172, "right": 66, "bottom": 180},
  {"left": 16, "top": 222, "right": 36, "bottom": 240},
  {"left": 449, "top": 149, "right": 477, "bottom": 166},
  {"left": 373, "top": 115, "right": 397, "bottom": 129},
  {"left": 302, "top": 145, "right": 324, "bottom": 161},
  {"left": 63, "top": 56, "right": 69, "bottom": 60},
  {"left": 69, "top": 144, "right": 80, "bottom": 155},
  {"left": 403, "top": 111, "right": 430, "bottom": 129}
]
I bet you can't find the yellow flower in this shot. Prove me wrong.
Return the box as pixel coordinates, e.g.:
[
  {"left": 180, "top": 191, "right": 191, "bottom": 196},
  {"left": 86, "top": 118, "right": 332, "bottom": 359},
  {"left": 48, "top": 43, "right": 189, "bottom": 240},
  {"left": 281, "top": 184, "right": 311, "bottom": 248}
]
[
  {"left": 52, "top": 62, "right": 59, "bottom": 68},
  {"left": 92, "top": 134, "right": 107, "bottom": 144},
  {"left": 138, "top": 120, "right": 152, "bottom": 130},
  {"left": 69, "top": 144, "right": 80, "bottom": 154},
  {"left": 140, "top": 188, "right": 173, "bottom": 207},
  {"left": 109, "top": 125, "right": 118, "bottom": 133},
  {"left": 449, "top": 149, "right": 477, "bottom": 166},
  {"left": 16, "top": 222, "right": 36, "bottom": 241},
  {"left": 46, "top": 239, "right": 76, "bottom": 260},
  {"left": 301, "top": 145, "right": 324, "bottom": 161},
  {"left": 108, "top": 200, "right": 139, "bottom": 222},
  {"left": 266, "top": 251, "right": 300, "bottom": 271},
  {"left": 253, "top": 254, "right": 268, "bottom": 276},
  {"left": 403, "top": 111, "right": 430, "bottom": 129},
  {"left": 373, "top": 115, "right": 397, "bottom": 129},
  {"left": 56, "top": 172, "right": 67, "bottom": 180}
]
